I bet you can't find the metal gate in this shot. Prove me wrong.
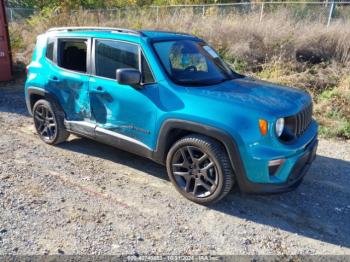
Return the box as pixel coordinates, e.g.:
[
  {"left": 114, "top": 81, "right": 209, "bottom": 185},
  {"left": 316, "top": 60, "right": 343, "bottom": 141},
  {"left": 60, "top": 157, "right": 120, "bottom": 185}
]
[{"left": 0, "top": 0, "right": 12, "bottom": 81}]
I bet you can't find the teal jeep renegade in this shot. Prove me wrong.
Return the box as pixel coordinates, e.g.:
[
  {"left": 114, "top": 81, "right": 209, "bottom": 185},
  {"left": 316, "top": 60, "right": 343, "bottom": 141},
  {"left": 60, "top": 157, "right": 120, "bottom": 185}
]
[{"left": 25, "top": 27, "right": 318, "bottom": 204}]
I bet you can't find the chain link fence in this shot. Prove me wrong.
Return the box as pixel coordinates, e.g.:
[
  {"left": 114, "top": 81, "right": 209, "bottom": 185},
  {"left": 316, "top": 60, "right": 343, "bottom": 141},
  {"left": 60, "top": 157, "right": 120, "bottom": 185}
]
[
  {"left": 5, "top": 2, "right": 350, "bottom": 26},
  {"left": 5, "top": 7, "right": 36, "bottom": 22},
  {"left": 150, "top": 2, "right": 350, "bottom": 26}
]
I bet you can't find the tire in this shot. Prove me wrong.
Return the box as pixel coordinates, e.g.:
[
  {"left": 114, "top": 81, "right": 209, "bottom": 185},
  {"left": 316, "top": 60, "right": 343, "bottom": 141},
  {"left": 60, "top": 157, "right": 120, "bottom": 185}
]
[
  {"left": 166, "top": 134, "right": 234, "bottom": 205},
  {"left": 32, "top": 99, "right": 69, "bottom": 145}
]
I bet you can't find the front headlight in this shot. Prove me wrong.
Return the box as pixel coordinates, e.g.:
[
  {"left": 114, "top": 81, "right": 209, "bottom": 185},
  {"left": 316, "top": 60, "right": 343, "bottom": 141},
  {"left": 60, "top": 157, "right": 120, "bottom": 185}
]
[{"left": 275, "top": 118, "right": 285, "bottom": 137}]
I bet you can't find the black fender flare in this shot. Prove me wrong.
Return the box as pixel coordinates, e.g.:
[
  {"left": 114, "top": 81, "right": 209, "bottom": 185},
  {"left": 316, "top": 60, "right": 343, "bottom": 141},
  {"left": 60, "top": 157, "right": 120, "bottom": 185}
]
[
  {"left": 152, "top": 119, "right": 248, "bottom": 190},
  {"left": 26, "top": 87, "right": 63, "bottom": 116}
]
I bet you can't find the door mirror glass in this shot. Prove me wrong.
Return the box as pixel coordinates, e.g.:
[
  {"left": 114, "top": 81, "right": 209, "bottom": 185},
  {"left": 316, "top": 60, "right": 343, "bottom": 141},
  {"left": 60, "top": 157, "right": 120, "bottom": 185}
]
[{"left": 116, "top": 68, "right": 141, "bottom": 85}]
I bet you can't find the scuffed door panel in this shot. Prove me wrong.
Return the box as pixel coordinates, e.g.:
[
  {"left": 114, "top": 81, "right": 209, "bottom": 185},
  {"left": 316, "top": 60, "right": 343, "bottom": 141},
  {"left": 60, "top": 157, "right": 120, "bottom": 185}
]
[
  {"left": 89, "top": 76, "right": 158, "bottom": 148},
  {"left": 46, "top": 65, "right": 91, "bottom": 121}
]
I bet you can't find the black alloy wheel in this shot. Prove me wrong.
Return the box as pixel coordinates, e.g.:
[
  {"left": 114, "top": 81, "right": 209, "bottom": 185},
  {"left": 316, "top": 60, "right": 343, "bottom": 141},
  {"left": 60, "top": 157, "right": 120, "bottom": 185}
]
[
  {"left": 34, "top": 103, "right": 57, "bottom": 142},
  {"left": 166, "top": 135, "right": 234, "bottom": 205},
  {"left": 32, "top": 99, "right": 69, "bottom": 145},
  {"left": 171, "top": 145, "right": 219, "bottom": 198}
]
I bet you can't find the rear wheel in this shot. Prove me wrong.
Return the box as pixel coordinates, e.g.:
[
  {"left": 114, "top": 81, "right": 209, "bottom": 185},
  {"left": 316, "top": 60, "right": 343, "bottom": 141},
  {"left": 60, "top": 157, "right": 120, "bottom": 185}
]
[
  {"left": 33, "top": 99, "right": 69, "bottom": 145},
  {"left": 166, "top": 134, "right": 234, "bottom": 205}
]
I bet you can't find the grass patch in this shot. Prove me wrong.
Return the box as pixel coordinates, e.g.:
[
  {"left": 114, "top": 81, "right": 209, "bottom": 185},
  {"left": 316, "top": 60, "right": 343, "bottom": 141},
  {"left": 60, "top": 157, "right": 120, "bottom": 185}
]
[{"left": 319, "top": 120, "right": 350, "bottom": 139}]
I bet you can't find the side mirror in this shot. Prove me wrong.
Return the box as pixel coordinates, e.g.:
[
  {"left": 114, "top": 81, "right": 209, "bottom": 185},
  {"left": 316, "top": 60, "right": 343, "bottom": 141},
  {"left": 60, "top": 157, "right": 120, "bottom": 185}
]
[{"left": 116, "top": 68, "right": 141, "bottom": 86}]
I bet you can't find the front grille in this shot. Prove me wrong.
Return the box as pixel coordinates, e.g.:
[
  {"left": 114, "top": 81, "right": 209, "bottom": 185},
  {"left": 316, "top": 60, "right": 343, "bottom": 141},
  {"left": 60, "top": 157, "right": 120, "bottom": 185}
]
[
  {"left": 295, "top": 103, "right": 313, "bottom": 137},
  {"left": 280, "top": 103, "right": 313, "bottom": 142}
]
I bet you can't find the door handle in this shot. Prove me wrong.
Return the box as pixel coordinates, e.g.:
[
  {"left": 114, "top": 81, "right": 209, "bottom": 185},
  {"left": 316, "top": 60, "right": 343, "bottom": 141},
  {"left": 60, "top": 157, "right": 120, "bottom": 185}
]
[
  {"left": 50, "top": 76, "right": 60, "bottom": 82},
  {"left": 92, "top": 86, "right": 107, "bottom": 94}
]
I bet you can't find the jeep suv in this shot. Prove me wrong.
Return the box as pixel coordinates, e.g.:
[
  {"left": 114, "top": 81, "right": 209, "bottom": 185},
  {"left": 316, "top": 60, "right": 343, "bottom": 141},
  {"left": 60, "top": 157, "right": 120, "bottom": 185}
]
[{"left": 25, "top": 27, "right": 318, "bottom": 204}]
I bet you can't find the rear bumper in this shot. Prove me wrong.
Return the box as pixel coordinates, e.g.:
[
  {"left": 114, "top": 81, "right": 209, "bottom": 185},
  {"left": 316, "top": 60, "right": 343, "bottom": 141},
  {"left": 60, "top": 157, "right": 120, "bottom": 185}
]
[{"left": 237, "top": 137, "right": 318, "bottom": 194}]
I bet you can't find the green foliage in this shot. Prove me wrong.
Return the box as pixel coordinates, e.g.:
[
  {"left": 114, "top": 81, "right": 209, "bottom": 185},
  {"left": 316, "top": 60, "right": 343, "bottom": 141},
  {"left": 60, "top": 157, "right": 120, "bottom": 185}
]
[
  {"left": 7, "top": 0, "right": 143, "bottom": 9},
  {"left": 316, "top": 83, "right": 350, "bottom": 139},
  {"left": 318, "top": 89, "right": 338, "bottom": 100},
  {"left": 8, "top": 25, "right": 25, "bottom": 51},
  {"left": 226, "top": 58, "right": 247, "bottom": 73},
  {"left": 26, "top": 6, "right": 58, "bottom": 26},
  {"left": 6, "top": 0, "right": 37, "bottom": 8},
  {"left": 319, "top": 120, "right": 350, "bottom": 139},
  {"left": 6, "top": 0, "right": 246, "bottom": 9},
  {"left": 7, "top": 0, "right": 58, "bottom": 9}
]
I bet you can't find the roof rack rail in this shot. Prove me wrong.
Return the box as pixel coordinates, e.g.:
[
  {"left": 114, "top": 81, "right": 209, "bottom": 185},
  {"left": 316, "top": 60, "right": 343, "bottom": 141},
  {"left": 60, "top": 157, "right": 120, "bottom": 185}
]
[
  {"left": 47, "top": 27, "right": 144, "bottom": 36},
  {"left": 155, "top": 30, "right": 194, "bottom": 36},
  {"left": 140, "top": 30, "right": 195, "bottom": 37}
]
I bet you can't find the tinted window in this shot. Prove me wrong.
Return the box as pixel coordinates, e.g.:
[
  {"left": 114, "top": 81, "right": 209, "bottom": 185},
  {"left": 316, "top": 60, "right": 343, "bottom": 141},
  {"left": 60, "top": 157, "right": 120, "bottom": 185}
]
[
  {"left": 95, "top": 40, "right": 139, "bottom": 80},
  {"left": 46, "top": 38, "right": 54, "bottom": 61},
  {"left": 58, "top": 39, "right": 87, "bottom": 73},
  {"left": 141, "top": 53, "right": 155, "bottom": 84}
]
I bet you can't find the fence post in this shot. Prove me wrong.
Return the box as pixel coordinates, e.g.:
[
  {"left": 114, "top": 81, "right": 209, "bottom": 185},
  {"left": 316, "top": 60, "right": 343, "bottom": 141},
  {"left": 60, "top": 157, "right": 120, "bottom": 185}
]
[
  {"left": 259, "top": 2, "right": 264, "bottom": 22},
  {"left": 327, "top": 1, "right": 335, "bottom": 27},
  {"left": 156, "top": 6, "right": 159, "bottom": 23},
  {"left": 10, "top": 8, "right": 13, "bottom": 23},
  {"left": 202, "top": 5, "right": 205, "bottom": 17}
]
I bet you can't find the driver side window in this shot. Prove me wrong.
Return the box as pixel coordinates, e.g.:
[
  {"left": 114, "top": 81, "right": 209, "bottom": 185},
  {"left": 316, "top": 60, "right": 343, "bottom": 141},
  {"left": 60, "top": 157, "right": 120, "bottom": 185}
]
[
  {"left": 95, "top": 39, "right": 155, "bottom": 84},
  {"left": 95, "top": 40, "right": 139, "bottom": 80}
]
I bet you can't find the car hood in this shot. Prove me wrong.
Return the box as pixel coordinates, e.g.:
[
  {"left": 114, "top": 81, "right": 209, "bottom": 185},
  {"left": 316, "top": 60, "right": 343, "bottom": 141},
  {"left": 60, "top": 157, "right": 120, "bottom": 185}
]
[{"left": 188, "top": 77, "right": 311, "bottom": 116}]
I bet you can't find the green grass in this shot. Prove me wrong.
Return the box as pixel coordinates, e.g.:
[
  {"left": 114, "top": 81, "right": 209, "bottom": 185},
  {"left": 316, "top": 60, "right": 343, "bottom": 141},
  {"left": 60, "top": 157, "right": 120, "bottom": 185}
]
[{"left": 319, "top": 120, "right": 350, "bottom": 139}]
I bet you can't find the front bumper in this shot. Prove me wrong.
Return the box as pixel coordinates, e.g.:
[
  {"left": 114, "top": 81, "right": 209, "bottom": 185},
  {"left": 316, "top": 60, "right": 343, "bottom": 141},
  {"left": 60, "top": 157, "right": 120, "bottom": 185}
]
[{"left": 237, "top": 137, "right": 318, "bottom": 194}]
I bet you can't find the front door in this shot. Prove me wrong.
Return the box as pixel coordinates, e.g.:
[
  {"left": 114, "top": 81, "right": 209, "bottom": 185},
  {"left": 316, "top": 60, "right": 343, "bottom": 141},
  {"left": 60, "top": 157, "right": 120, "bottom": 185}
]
[{"left": 89, "top": 38, "right": 157, "bottom": 148}]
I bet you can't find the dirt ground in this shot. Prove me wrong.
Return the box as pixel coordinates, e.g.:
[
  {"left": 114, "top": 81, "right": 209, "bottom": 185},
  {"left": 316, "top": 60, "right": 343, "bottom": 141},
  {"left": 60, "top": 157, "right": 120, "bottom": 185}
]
[{"left": 0, "top": 85, "right": 350, "bottom": 256}]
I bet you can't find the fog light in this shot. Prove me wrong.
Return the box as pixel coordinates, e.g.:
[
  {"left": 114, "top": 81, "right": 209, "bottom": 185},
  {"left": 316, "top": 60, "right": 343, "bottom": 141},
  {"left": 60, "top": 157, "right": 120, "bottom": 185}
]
[{"left": 268, "top": 159, "right": 285, "bottom": 176}]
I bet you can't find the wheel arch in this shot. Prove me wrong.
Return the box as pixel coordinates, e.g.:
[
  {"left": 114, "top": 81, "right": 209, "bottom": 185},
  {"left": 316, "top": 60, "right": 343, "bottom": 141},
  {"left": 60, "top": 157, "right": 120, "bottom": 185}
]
[
  {"left": 26, "top": 87, "right": 63, "bottom": 116},
  {"left": 153, "top": 119, "right": 248, "bottom": 191},
  {"left": 155, "top": 119, "right": 239, "bottom": 163}
]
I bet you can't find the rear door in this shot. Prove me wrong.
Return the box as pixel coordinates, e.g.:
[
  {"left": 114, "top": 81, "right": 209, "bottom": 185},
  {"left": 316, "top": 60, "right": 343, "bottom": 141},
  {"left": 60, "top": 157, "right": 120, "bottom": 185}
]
[
  {"left": 89, "top": 38, "right": 158, "bottom": 148},
  {"left": 46, "top": 37, "right": 92, "bottom": 122}
]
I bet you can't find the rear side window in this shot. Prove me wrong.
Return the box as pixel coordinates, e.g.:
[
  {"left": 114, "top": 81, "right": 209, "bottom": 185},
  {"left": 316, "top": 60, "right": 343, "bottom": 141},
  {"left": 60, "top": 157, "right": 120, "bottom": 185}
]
[
  {"left": 95, "top": 40, "right": 155, "bottom": 84},
  {"left": 46, "top": 38, "right": 54, "bottom": 61},
  {"left": 58, "top": 39, "right": 87, "bottom": 73}
]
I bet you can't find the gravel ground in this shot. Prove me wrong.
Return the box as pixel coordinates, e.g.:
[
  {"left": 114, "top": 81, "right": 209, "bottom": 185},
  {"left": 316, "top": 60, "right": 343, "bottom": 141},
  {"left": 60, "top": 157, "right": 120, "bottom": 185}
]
[{"left": 0, "top": 85, "right": 350, "bottom": 256}]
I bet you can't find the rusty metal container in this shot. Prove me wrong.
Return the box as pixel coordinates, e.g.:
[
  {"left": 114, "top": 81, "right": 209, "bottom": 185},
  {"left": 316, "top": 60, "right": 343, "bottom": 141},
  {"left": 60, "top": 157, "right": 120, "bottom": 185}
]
[{"left": 0, "top": 0, "right": 12, "bottom": 81}]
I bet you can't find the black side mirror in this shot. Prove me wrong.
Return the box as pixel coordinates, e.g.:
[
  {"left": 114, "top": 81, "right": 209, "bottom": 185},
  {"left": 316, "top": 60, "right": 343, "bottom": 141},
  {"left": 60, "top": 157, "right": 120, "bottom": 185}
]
[{"left": 116, "top": 68, "right": 141, "bottom": 86}]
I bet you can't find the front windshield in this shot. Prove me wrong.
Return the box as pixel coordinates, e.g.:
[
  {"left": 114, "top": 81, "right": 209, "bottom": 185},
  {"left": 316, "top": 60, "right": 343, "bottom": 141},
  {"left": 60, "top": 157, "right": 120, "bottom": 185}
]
[{"left": 153, "top": 40, "right": 241, "bottom": 85}]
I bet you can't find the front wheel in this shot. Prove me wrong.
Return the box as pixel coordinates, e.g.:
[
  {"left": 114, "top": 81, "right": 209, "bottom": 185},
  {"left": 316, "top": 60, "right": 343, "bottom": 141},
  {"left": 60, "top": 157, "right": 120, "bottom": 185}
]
[
  {"left": 33, "top": 99, "right": 69, "bottom": 145},
  {"left": 166, "top": 134, "right": 235, "bottom": 205}
]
